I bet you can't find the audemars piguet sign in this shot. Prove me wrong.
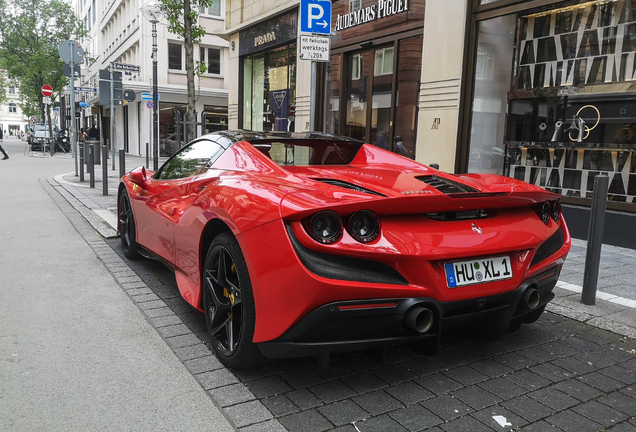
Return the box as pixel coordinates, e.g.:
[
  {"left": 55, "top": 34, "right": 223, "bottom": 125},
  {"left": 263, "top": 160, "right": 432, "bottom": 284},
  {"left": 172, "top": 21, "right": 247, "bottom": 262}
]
[{"left": 335, "top": 0, "right": 409, "bottom": 31}]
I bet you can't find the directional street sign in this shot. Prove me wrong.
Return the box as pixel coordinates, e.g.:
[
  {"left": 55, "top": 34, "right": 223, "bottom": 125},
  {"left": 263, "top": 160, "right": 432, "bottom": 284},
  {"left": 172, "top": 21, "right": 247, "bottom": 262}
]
[
  {"left": 300, "top": 0, "right": 332, "bottom": 35},
  {"left": 114, "top": 63, "right": 141, "bottom": 73},
  {"left": 74, "top": 87, "right": 97, "bottom": 93},
  {"left": 141, "top": 92, "right": 160, "bottom": 101},
  {"left": 79, "top": 101, "right": 89, "bottom": 107}
]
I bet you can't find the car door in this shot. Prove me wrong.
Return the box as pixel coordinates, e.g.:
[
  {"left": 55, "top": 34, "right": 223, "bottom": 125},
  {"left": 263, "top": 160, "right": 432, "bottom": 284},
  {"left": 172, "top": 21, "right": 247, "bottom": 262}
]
[{"left": 132, "top": 138, "right": 224, "bottom": 265}]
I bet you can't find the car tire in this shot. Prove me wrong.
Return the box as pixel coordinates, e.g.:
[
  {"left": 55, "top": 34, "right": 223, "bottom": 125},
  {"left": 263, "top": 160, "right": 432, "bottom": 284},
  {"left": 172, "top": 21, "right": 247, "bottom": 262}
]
[
  {"left": 203, "top": 232, "right": 265, "bottom": 369},
  {"left": 118, "top": 191, "right": 140, "bottom": 259}
]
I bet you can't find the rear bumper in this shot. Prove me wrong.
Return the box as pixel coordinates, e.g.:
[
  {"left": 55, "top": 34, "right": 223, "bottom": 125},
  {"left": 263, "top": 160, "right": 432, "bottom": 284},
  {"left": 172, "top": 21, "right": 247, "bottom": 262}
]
[{"left": 257, "top": 267, "right": 559, "bottom": 359}]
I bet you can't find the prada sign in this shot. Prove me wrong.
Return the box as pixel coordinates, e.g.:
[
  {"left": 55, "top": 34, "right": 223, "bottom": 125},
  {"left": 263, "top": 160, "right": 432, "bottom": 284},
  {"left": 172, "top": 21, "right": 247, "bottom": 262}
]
[
  {"left": 239, "top": 11, "right": 297, "bottom": 56},
  {"left": 335, "top": 0, "right": 409, "bottom": 32}
]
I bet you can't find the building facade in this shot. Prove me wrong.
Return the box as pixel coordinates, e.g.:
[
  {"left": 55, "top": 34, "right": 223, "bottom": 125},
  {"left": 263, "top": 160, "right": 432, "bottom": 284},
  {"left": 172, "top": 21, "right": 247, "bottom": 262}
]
[
  {"left": 72, "top": 0, "right": 230, "bottom": 157},
  {"left": 0, "top": 79, "right": 29, "bottom": 136}
]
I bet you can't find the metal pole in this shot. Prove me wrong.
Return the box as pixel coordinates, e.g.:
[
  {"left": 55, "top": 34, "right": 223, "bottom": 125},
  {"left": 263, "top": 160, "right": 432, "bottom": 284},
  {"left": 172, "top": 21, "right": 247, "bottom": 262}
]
[
  {"left": 309, "top": 61, "right": 316, "bottom": 131},
  {"left": 102, "top": 141, "right": 109, "bottom": 196},
  {"left": 70, "top": 59, "right": 77, "bottom": 176},
  {"left": 146, "top": 142, "right": 149, "bottom": 169},
  {"left": 110, "top": 62, "right": 116, "bottom": 170},
  {"left": 581, "top": 174, "right": 609, "bottom": 305},
  {"left": 89, "top": 144, "right": 95, "bottom": 188},
  {"left": 119, "top": 149, "right": 125, "bottom": 178},
  {"left": 152, "top": 22, "right": 159, "bottom": 171}
]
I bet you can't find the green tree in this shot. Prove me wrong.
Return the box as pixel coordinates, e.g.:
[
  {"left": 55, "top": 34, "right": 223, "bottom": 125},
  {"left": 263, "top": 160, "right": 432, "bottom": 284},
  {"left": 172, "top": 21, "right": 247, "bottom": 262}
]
[
  {"left": 0, "top": 0, "right": 85, "bottom": 136},
  {"left": 159, "top": 0, "right": 211, "bottom": 140}
]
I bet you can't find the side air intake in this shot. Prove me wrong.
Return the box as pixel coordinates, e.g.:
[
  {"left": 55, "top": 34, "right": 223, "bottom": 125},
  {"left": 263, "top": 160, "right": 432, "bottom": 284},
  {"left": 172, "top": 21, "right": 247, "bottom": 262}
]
[
  {"left": 286, "top": 224, "right": 407, "bottom": 285},
  {"left": 312, "top": 179, "right": 386, "bottom": 197}
]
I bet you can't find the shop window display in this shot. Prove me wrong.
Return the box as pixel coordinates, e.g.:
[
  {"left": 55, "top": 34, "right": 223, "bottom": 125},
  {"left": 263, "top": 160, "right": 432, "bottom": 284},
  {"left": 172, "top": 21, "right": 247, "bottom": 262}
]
[{"left": 468, "top": 0, "right": 636, "bottom": 206}]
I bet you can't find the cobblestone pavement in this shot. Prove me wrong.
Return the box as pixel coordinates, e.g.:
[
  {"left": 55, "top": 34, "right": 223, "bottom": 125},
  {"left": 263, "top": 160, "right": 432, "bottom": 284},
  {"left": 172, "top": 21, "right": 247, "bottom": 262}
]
[
  {"left": 102, "top": 237, "right": 636, "bottom": 432},
  {"left": 48, "top": 165, "right": 636, "bottom": 432}
]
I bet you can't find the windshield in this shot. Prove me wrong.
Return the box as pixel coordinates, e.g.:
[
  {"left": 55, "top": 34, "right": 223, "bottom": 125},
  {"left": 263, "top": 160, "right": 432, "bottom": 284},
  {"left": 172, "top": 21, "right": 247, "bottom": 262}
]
[{"left": 250, "top": 140, "right": 362, "bottom": 166}]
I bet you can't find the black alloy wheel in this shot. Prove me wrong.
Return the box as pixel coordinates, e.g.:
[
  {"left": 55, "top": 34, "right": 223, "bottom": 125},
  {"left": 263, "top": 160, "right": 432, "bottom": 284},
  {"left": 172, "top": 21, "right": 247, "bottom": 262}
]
[
  {"left": 118, "top": 191, "right": 139, "bottom": 259},
  {"left": 203, "top": 232, "right": 264, "bottom": 369}
]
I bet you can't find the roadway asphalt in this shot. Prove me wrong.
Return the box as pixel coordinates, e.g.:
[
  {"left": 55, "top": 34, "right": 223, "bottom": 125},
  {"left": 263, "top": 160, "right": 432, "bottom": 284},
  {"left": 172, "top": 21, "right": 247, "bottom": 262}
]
[
  {"left": 2, "top": 135, "right": 636, "bottom": 431},
  {"left": 0, "top": 136, "right": 234, "bottom": 431}
]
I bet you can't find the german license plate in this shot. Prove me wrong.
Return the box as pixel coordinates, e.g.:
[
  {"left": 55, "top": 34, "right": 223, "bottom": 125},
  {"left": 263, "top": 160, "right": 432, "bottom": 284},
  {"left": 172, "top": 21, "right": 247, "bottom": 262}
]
[{"left": 445, "top": 256, "right": 512, "bottom": 288}]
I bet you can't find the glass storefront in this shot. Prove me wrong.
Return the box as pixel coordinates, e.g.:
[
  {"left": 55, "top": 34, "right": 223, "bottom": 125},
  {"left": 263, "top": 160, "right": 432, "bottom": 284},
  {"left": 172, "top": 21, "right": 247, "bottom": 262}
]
[
  {"left": 467, "top": 0, "right": 636, "bottom": 207},
  {"left": 324, "top": 0, "right": 424, "bottom": 158},
  {"left": 325, "top": 35, "right": 423, "bottom": 159},
  {"left": 239, "top": 11, "right": 298, "bottom": 133},
  {"left": 242, "top": 44, "right": 297, "bottom": 132}
]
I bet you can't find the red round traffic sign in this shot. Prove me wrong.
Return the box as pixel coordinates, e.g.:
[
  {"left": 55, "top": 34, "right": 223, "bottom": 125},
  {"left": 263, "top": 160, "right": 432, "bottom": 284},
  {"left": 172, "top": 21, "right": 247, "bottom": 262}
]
[{"left": 41, "top": 85, "right": 53, "bottom": 97}]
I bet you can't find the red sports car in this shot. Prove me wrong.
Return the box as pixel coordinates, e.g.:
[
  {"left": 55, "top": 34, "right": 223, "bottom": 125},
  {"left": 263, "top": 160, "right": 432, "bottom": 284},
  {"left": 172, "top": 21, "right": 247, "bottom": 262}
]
[{"left": 118, "top": 131, "right": 570, "bottom": 368}]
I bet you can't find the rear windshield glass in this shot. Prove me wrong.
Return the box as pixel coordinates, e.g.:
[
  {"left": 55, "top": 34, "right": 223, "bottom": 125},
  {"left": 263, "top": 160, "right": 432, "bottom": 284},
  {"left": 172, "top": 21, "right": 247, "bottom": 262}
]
[{"left": 250, "top": 140, "right": 362, "bottom": 166}]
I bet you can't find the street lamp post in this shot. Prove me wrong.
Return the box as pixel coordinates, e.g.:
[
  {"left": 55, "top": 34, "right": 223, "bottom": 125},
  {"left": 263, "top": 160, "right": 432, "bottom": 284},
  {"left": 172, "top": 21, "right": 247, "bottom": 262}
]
[{"left": 140, "top": 0, "right": 162, "bottom": 171}]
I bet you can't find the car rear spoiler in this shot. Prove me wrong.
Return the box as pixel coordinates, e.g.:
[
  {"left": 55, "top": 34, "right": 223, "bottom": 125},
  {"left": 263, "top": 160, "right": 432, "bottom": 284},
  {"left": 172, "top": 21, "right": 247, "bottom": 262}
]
[{"left": 280, "top": 188, "right": 559, "bottom": 220}]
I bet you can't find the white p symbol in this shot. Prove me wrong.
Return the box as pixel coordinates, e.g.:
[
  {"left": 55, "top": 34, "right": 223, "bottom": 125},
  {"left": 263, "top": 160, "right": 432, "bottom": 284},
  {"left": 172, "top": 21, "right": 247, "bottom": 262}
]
[{"left": 308, "top": 3, "right": 323, "bottom": 25}]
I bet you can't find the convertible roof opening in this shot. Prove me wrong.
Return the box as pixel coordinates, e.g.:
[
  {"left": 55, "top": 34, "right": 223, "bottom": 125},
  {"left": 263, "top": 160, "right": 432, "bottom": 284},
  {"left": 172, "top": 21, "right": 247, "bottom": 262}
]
[{"left": 250, "top": 139, "right": 363, "bottom": 166}]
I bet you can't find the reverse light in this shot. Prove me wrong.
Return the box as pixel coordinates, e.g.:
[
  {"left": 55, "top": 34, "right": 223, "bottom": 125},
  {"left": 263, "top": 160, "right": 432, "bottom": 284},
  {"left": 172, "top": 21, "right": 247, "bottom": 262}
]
[
  {"left": 304, "top": 211, "right": 342, "bottom": 244},
  {"left": 346, "top": 210, "right": 380, "bottom": 243}
]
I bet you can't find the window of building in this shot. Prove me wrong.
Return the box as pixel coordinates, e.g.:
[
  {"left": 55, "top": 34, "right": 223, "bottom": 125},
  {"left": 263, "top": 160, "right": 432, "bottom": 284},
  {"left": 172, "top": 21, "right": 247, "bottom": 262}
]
[
  {"left": 87, "top": 9, "right": 91, "bottom": 30},
  {"left": 351, "top": 53, "right": 362, "bottom": 80},
  {"left": 9, "top": 87, "right": 15, "bottom": 94},
  {"left": 92, "top": 0, "right": 95, "bottom": 24},
  {"left": 374, "top": 47, "right": 394, "bottom": 76},
  {"left": 349, "top": 0, "right": 361, "bottom": 12},
  {"left": 475, "top": 43, "right": 495, "bottom": 81},
  {"left": 168, "top": 42, "right": 183, "bottom": 70},
  {"left": 200, "top": 47, "right": 221, "bottom": 75},
  {"left": 9, "top": 103, "right": 16, "bottom": 113},
  {"left": 200, "top": 0, "right": 221, "bottom": 17}
]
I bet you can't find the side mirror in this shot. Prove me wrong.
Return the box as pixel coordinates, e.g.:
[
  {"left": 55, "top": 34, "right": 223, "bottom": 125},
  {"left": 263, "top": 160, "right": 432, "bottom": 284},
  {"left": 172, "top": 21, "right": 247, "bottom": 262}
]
[{"left": 129, "top": 166, "right": 147, "bottom": 186}]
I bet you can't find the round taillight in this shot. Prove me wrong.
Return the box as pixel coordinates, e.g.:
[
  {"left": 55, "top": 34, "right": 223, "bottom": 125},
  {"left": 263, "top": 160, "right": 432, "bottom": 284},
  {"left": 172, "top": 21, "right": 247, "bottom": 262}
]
[
  {"left": 304, "top": 211, "right": 342, "bottom": 244},
  {"left": 541, "top": 201, "right": 550, "bottom": 225},
  {"left": 551, "top": 199, "right": 561, "bottom": 222},
  {"left": 347, "top": 210, "right": 380, "bottom": 243}
]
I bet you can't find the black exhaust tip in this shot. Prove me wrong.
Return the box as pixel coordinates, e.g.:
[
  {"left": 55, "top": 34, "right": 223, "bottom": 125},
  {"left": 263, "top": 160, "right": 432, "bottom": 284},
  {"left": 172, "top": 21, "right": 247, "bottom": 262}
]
[
  {"left": 523, "top": 287, "right": 541, "bottom": 310},
  {"left": 404, "top": 306, "right": 434, "bottom": 334}
]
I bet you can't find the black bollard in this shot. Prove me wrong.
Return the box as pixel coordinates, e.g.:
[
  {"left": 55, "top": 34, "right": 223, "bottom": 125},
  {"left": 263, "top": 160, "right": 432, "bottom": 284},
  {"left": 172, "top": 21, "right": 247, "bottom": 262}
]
[
  {"left": 581, "top": 174, "right": 609, "bottom": 305},
  {"left": 102, "top": 142, "right": 109, "bottom": 196},
  {"left": 79, "top": 142, "right": 84, "bottom": 182},
  {"left": 146, "top": 142, "right": 149, "bottom": 169},
  {"left": 119, "top": 149, "right": 125, "bottom": 179}
]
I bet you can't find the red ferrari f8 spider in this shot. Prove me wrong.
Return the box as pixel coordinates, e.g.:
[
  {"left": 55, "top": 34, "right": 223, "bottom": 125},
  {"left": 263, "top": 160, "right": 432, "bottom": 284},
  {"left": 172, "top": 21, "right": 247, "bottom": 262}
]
[{"left": 118, "top": 131, "right": 570, "bottom": 368}]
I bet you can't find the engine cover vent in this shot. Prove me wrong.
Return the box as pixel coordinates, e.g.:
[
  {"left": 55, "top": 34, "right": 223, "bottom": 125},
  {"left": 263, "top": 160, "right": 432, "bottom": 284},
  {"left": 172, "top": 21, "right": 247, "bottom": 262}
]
[
  {"left": 312, "top": 179, "right": 386, "bottom": 197},
  {"left": 416, "top": 175, "right": 478, "bottom": 194}
]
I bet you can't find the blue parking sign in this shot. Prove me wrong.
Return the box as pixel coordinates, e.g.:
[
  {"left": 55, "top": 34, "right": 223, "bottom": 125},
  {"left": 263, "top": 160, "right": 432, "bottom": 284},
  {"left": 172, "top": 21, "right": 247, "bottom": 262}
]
[{"left": 300, "top": 0, "right": 332, "bottom": 35}]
